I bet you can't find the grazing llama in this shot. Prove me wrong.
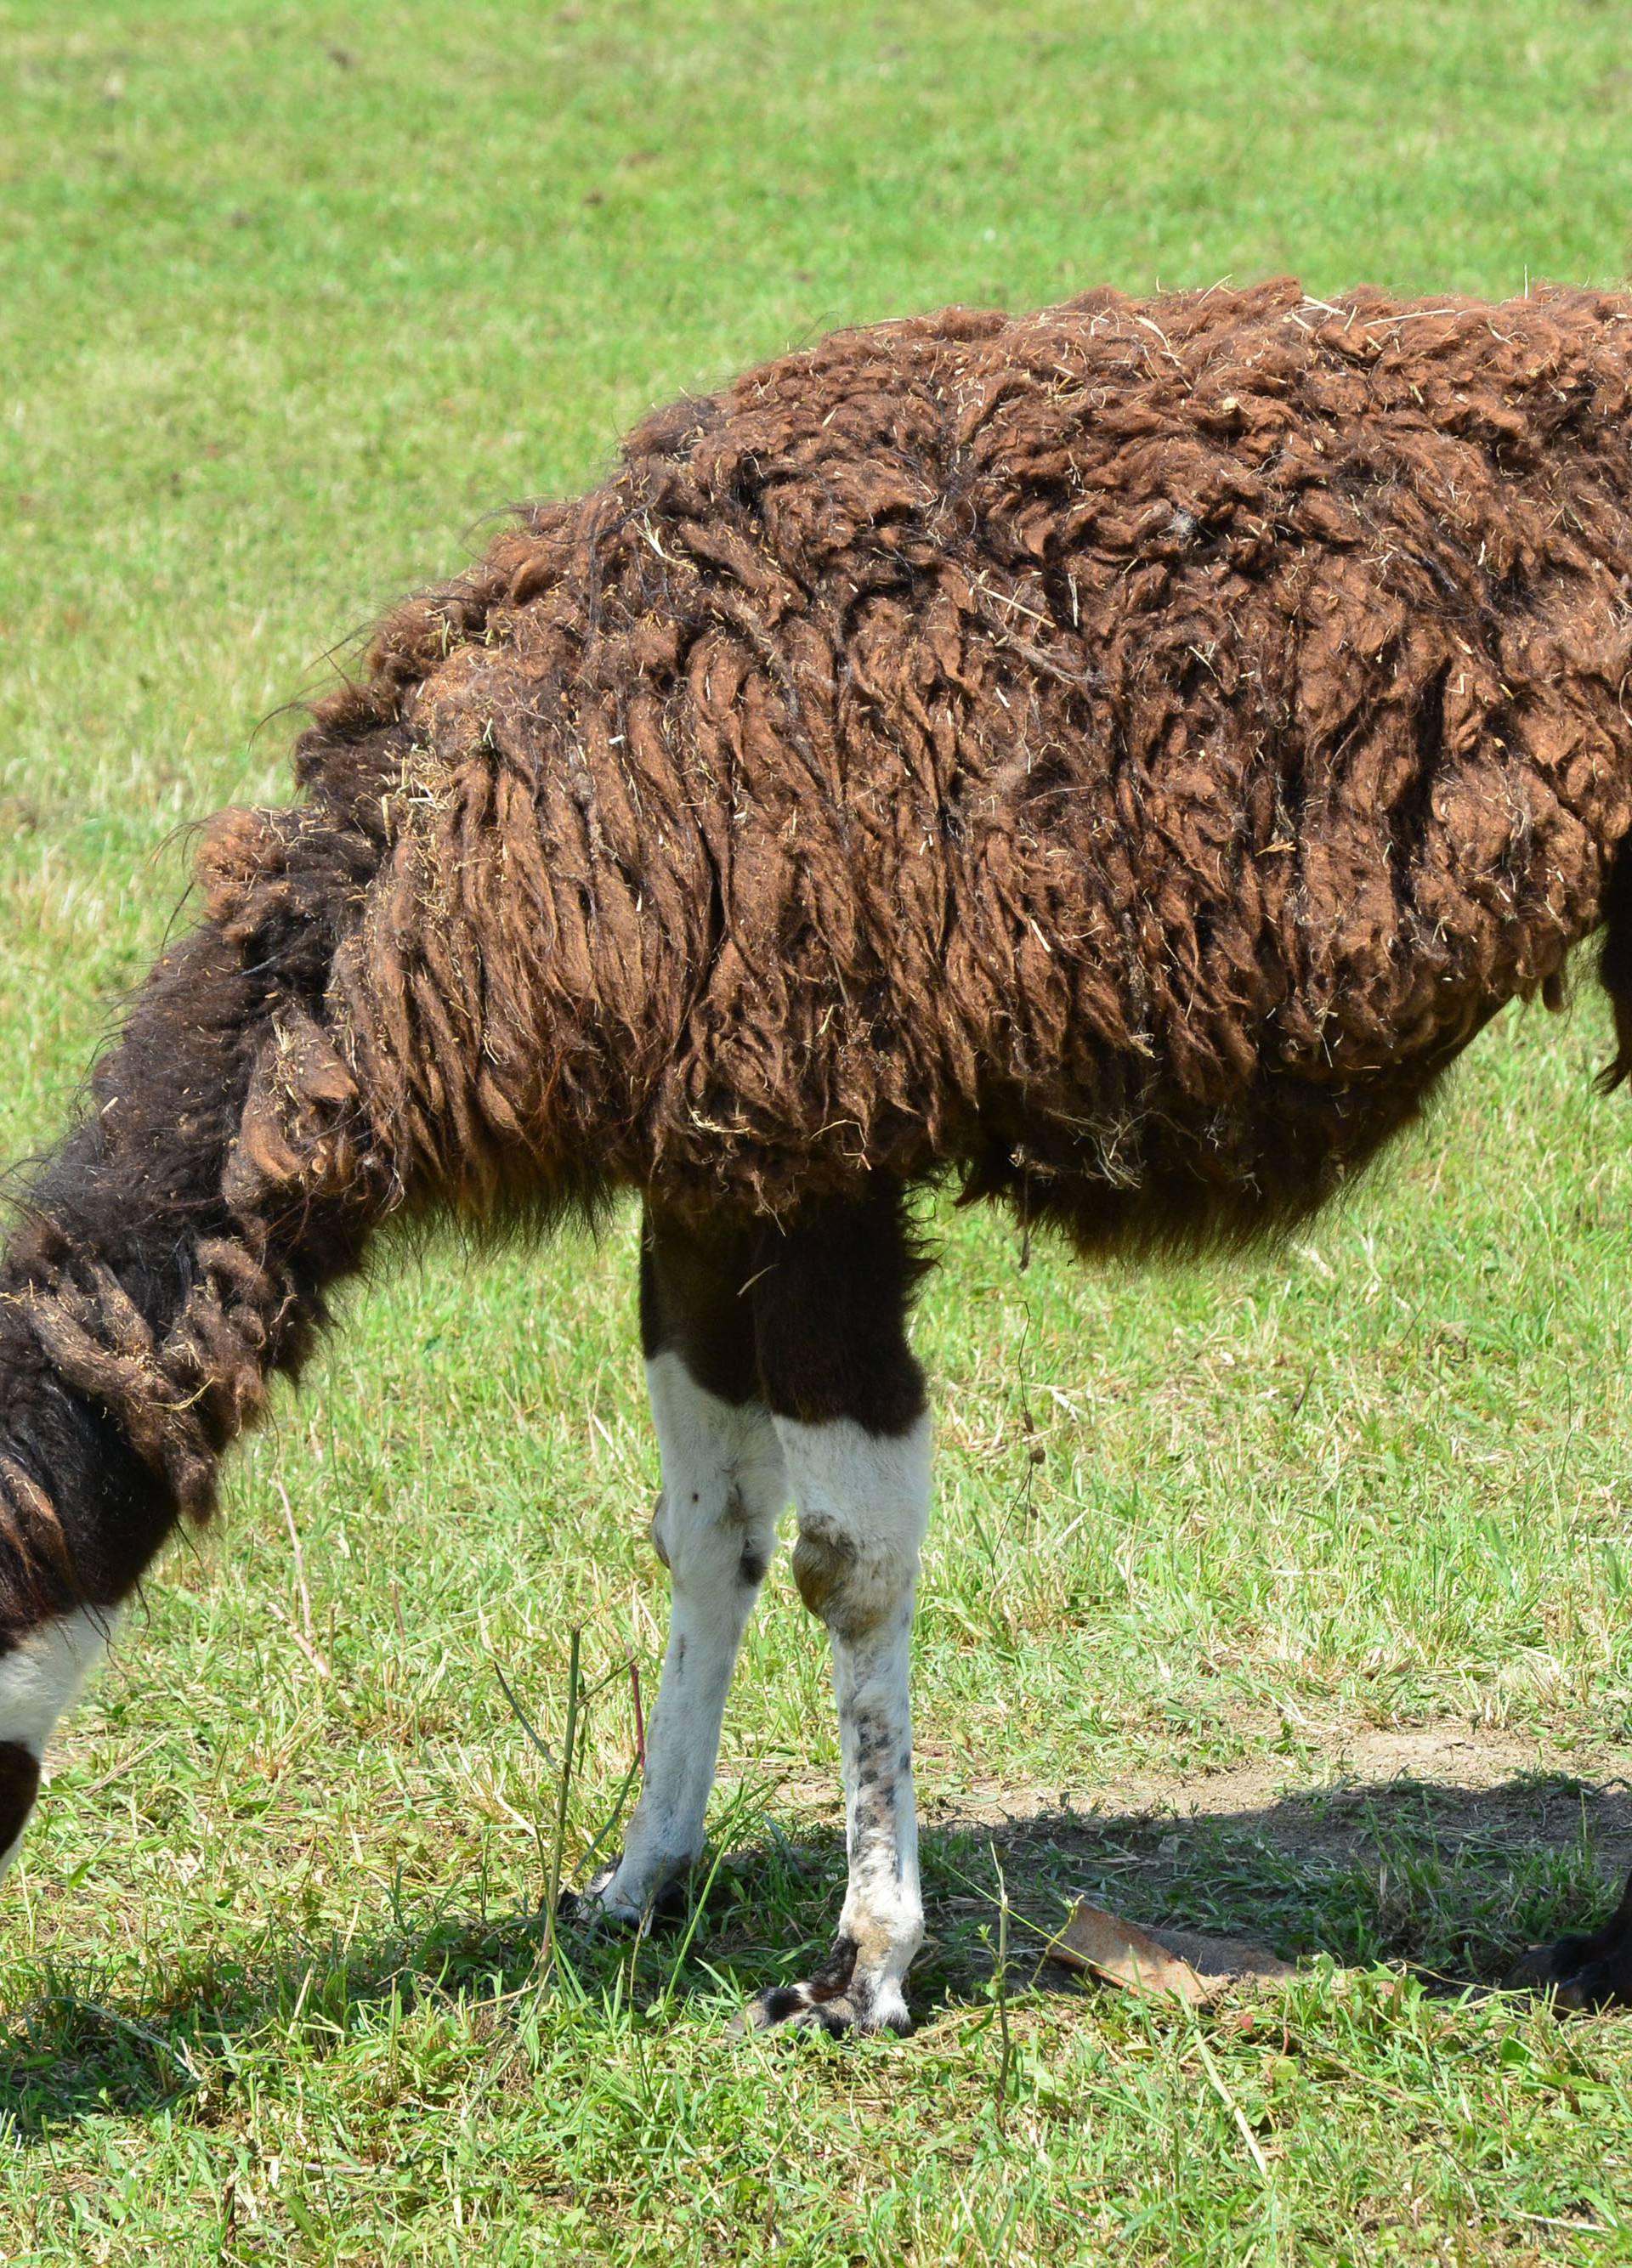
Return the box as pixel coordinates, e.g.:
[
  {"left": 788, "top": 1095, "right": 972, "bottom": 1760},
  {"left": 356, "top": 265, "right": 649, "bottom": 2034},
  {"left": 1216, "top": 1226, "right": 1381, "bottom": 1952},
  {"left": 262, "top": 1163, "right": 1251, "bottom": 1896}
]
[{"left": 3, "top": 281, "right": 1632, "bottom": 2029}]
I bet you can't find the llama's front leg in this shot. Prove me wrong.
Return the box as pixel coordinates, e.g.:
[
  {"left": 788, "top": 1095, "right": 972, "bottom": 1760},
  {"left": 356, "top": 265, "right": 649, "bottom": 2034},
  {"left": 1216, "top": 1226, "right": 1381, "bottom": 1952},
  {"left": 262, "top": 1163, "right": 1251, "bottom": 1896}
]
[
  {"left": 741, "top": 1416, "right": 930, "bottom": 2035},
  {"left": 741, "top": 1189, "right": 932, "bottom": 2037},
  {"left": 577, "top": 1211, "right": 786, "bottom": 1926},
  {"left": 0, "top": 1609, "right": 118, "bottom": 1887}
]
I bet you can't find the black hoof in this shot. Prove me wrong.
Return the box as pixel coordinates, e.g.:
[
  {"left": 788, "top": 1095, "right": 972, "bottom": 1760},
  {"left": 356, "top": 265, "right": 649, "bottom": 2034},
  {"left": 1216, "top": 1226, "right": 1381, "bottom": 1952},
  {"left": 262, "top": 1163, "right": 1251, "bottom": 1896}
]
[{"left": 1504, "top": 1930, "right": 1632, "bottom": 2012}]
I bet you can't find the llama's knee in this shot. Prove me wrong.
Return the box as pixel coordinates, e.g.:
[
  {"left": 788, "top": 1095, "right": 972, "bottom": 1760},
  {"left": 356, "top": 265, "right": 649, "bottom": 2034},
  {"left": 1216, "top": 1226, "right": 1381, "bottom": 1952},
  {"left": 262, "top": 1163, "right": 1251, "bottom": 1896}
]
[
  {"left": 651, "top": 1478, "right": 779, "bottom": 1600},
  {"left": 644, "top": 1354, "right": 785, "bottom": 1594},
  {"left": 789, "top": 1511, "right": 857, "bottom": 1621},
  {"left": 790, "top": 1511, "right": 912, "bottom": 1639},
  {"left": 782, "top": 1416, "right": 932, "bottom": 1641},
  {"left": 648, "top": 1477, "right": 763, "bottom": 1587}
]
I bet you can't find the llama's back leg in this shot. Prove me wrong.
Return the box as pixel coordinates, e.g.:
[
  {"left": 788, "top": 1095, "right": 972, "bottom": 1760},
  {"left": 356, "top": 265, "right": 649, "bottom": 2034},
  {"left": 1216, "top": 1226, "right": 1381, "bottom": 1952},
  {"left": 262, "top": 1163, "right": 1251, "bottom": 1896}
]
[
  {"left": 578, "top": 1205, "right": 786, "bottom": 1925},
  {"left": 740, "top": 1185, "right": 932, "bottom": 2037}
]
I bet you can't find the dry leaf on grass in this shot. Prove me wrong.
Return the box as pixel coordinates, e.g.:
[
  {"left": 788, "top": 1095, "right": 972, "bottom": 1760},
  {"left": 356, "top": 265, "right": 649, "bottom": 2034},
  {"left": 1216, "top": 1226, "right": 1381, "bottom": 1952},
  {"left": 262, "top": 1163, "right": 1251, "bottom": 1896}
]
[{"left": 1049, "top": 1898, "right": 1297, "bottom": 2005}]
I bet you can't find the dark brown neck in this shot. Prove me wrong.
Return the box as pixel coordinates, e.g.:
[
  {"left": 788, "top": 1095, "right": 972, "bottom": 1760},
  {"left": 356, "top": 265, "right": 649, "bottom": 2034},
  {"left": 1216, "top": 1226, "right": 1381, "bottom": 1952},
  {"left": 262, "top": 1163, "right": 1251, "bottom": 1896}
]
[{"left": 0, "top": 796, "right": 397, "bottom": 1633}]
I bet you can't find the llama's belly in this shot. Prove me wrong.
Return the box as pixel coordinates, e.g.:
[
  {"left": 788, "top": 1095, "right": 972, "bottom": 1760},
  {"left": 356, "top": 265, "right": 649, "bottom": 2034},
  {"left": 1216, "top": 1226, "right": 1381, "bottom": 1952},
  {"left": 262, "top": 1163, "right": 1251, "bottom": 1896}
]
[{"left": 958, "top": 1011, "right": 1487, "bottom": 1258}]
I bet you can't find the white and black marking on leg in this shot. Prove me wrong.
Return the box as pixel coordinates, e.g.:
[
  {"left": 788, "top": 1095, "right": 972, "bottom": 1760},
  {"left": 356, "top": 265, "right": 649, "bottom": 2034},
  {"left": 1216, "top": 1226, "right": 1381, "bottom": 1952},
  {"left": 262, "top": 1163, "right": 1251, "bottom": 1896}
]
[
  {"left": 0, "top": 1605, "right": 119, "bottom": 1886},
  {"left": 744, "top": 1411, "right": 932, "bottom": 2036},
  {"left": 583, "top": 1355, "right": 786, "bottom": 1926}
]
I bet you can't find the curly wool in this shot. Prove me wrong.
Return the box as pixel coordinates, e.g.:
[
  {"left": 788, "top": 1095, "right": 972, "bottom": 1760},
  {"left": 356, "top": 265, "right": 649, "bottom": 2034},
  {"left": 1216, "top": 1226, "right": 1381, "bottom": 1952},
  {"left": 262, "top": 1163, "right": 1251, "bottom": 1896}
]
[
  {"left": 8, "top": 276, "right": 1632, "bottom": 1611},
  {"left": 313, "top": 278, "right": 1632, "bottom": 1246}
]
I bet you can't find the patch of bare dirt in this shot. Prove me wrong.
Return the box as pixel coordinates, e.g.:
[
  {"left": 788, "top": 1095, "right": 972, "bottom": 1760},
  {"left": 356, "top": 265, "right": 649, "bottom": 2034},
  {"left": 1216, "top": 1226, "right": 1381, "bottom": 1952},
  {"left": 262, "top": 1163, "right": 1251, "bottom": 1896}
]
[
  {"left": 1108, "top": 1721, "right": 1618, "bottom": 1819},
  {"left": 915, "top": 1722, "right": 1632, "bottom": 1892}
]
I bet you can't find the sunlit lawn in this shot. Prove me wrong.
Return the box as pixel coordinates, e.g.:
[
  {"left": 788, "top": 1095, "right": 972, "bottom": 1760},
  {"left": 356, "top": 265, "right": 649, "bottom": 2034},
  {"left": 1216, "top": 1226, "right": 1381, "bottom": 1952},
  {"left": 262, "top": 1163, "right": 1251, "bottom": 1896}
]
[{"left": 4, "top": 2, "right": 1632, "bottom": 2258}]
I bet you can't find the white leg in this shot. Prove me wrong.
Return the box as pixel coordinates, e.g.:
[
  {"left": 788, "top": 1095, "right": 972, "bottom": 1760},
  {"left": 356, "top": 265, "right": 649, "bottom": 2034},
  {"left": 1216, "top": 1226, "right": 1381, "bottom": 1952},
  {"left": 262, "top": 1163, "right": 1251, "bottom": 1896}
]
[
  {"left": 0, "top": 1605, "right": 117, "bottom": 1886},
  {"left": 744, "top": 1411, "right": 932, "bottom": 2035},
  {"left": 586, "top": 1353, "right": 785, "bottom": 1921}
]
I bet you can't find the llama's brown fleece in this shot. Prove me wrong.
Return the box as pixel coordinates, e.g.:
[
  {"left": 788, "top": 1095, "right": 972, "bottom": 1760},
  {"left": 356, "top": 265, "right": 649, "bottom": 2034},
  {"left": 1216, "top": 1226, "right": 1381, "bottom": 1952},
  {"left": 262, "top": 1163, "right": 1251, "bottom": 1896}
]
[
  {"left": 7, "top": 278, "right": 1632, "bottom": 1600},
  {"left": 324, "top": 280, "right": 1632, "bottom": 1224}
]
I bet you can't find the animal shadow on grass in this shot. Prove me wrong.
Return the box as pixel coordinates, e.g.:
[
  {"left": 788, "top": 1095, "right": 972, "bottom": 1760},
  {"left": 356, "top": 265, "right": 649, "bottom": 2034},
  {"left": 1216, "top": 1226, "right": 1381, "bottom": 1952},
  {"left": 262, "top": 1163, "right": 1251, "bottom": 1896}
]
[
  {"left": 713, "top": 1769, "right": 1632, "bottom": 2016},
  {"left": 2, "top": 1771, "right": 1626, "bottom": 2135}
]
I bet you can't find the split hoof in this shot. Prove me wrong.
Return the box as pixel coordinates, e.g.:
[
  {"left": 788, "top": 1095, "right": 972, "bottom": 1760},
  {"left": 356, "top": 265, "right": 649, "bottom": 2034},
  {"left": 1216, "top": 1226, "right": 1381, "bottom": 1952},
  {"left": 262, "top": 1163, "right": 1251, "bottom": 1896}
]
[
  {"left": 733, "top": 1935, "right": 911, "bottom": 2039},
  {"left": 735, "top": 1982, "right": 911, "bottom": 2038},
  {"left": 1504, "top": 1930, "right": 1632, "bottom": 2012}
]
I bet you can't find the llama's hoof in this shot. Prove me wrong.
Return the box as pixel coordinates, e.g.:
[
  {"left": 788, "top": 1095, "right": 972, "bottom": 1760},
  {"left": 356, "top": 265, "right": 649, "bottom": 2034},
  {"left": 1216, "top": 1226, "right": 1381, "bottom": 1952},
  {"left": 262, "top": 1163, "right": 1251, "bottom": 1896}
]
[
  {"left": 735, "top": 1982, "right": 911, "bottom": 2038},
  {"left": 733, "top": 1936, "right": 911, "bottom": 2039},
  {"left": 1504, "top": 1930, "right": 1632, "bottom": 2011},
  {"left": 557, "top": 1865, "right": 688, "bottom": 1938}
]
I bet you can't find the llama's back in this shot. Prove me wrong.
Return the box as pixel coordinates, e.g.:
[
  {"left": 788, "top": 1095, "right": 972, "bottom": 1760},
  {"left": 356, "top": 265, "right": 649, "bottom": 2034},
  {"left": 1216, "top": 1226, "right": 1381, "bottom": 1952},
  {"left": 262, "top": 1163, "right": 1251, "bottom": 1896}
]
[{"left": 305, "top": 281, "right": 1632, "bottom": 1245}]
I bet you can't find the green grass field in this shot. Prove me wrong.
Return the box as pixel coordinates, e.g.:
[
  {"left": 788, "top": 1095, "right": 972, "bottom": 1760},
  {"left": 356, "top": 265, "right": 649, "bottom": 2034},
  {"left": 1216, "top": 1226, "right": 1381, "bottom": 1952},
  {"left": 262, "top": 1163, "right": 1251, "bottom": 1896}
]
[{"left": 6, "top": 1, "right": 1632, "bottom": 2257}]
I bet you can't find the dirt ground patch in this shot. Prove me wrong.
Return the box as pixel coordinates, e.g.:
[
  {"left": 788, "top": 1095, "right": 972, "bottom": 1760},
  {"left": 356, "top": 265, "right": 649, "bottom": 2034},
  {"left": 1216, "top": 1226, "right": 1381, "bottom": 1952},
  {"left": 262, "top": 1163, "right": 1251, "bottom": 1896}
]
[{"left": 921, "top": 1721, "right": 1632, "bottom": 1869}]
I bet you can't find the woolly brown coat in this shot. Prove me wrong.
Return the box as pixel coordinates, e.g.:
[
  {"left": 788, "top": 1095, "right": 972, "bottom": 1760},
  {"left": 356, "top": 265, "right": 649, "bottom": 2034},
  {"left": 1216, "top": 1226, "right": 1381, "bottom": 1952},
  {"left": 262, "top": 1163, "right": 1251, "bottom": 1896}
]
[
  {"left": 321, "top": 275, "right": 1632, "bottom": 1240},
  {"left": 6, "top": 278, "right": 1632, "bottom": 1615}
]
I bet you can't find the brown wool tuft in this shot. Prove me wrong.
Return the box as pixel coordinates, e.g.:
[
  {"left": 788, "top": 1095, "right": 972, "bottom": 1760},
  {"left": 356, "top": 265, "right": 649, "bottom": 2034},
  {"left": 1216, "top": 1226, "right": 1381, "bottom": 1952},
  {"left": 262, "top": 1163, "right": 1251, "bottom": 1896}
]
[{"left": 9, "top": 279, "right": 1632, "bottom": 1611}]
